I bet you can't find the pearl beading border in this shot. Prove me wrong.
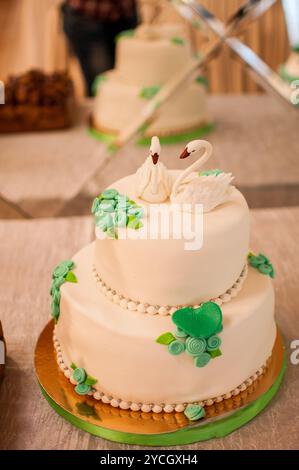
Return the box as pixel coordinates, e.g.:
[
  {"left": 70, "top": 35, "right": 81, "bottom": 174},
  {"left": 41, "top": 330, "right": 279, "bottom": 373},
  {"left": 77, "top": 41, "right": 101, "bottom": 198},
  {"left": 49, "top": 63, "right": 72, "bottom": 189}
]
[
  {"left": 92, "top": 264, "right": 248, "bottom": 316},
  {"left": 53, "top": 328, "right": 269, "bottom": 414}
]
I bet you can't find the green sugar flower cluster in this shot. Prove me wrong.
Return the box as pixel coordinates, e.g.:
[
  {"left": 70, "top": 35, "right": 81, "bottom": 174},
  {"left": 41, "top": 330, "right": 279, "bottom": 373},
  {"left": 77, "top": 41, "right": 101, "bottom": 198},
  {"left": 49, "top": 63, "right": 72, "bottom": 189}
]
[
  {"left": 92, "top": 189, "right": 144, "bottom": 239},
  {"left": 50, "top": 260, "right": 77, "bottom": 322},
  {"left": 156, "top": 302, "right": 223, "bottom": 368},
  {"left": 70, "top": 363, "right": 97, "bottom": 396},
  {"left": 248, "top": 252, "right": 275, "bottom": 278}
]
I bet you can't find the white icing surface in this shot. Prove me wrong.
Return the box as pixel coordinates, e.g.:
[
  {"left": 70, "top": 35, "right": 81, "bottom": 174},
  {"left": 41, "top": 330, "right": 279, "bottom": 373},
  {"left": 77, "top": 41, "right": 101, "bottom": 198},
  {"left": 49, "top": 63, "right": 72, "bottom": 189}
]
[
  {"left": 94, "top": 172, "right": 250, "bottom": 306},
  {"left": 93, "top": 72, "right": 209, "bottom": 136},
  {"left": 56, "top": 243, "right": 276, "bottom": 405}
]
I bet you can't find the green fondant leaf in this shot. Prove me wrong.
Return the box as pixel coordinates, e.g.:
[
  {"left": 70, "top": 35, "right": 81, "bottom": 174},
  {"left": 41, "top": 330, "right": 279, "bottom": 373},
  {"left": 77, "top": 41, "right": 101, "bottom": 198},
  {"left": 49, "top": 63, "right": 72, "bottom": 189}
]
[
  {"left": 115, "top": 29, "right": 134, "bottom": 42},
  {"left": 106, "top": 226, "right": 118, "bottom": 239},
  {"left": 156, "top": 332, "right": 175, "bottom": 345},
  {"left": 91, "top": 74, "right": 108, "bottom": 96},
  {"left": 195, "top": 76, "right": 208, "bottom": 87},
  {"left": 171, "top": 36, "right": 185, "bottom": 46},
  {"left": 209, "top": 348, "right": 222, "bottom": 358},
  {"left": 65, "top": 271, "right": 78, "bottom": 283},
  {"left": 172, "top": 302, "right": 222, "bottom": 339},
  {"left": 70, "top": 362, "right": 77, "bottom": 370},
  {"left": 127, "top": 216, "right": 143, "bottom": 230},
  {"left": 139, "top": 85, "right": 161, "bottom": 100},
  {"left": 85, "top": 375, "right": 98, "bottom": 386}
]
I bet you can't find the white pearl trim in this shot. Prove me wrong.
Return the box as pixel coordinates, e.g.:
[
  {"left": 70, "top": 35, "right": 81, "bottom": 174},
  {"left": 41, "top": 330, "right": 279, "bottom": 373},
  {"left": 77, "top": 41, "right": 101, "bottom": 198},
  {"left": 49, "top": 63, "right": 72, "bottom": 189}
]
[
  {"left": 92, "top": 264, "right": 248, "bottom": 316},
  {"left": 53, "top": 328, "right": 269, "bottom": 414}
]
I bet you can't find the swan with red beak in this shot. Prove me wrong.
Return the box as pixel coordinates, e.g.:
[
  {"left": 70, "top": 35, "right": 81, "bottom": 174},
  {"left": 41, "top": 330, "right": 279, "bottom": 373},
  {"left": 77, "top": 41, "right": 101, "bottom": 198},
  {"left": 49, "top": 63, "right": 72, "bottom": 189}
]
[
  {"left": 135, "top": 136, "right": 171, "bottom": 203},
  {"left": 170, "top": 139, "right": 234, "bottom": 212}
]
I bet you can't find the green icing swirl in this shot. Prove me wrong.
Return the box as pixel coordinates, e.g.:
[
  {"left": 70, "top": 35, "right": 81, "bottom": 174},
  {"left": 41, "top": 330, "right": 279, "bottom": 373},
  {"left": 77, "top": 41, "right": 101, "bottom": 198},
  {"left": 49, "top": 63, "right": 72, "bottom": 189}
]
[
  {"left": 73, "top": 368, "right": 87, "bottom": 384},
  {"left": 207, "top": 335, "right": 221, "bottom": 351},
  {"left": 184, "top": 404, "right": 205, "bottom": 421},
  {"left": 186, "top": 337, "right": 207, "bottom": 356},
  {"left": 194, "top": 352, "right": 211, "bottom": 368},
  {"left": 168, "top": 340, "right": 185, "bottom": 356},
  {"left": 52, "top": 264, "right": 69, "bottom": 279},
  {"left": 99, "top": 200, "right": 116, "bottom": 212},
  {"left": 75, "top": 383, "right": 91, "bottom": 396},
  {"left": 175, "top": 327, "right": 188, "bottom": 338}
]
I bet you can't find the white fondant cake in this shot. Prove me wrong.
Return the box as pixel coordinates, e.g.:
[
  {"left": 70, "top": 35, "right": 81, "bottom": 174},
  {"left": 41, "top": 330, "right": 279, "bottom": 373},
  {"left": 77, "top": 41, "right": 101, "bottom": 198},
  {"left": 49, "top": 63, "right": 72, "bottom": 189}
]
[
  {"left": 92, "top": 24, "right": 210, "bottom": 138},
  {"left": 52, "top": 138, "right": 277, "bottom": 416}
]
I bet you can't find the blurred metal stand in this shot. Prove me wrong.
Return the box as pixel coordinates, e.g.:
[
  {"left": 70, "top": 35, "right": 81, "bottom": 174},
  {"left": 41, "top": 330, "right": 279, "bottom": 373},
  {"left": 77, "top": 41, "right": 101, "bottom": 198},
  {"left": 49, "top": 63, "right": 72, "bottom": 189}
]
[
  {"left": 281, "top": 0, "right": 299, "bottom": 50},
  {"left": 172, "top": 0, "right": 298, "bottom": 113}
]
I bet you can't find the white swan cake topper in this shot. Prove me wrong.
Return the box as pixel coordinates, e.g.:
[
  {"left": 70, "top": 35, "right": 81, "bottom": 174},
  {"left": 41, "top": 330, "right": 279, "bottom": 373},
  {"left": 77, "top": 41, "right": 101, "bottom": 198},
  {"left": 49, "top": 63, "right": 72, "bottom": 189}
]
[
  {"left": 135, "top": 136, "right": 172, "bottom": 203},
  {"left": 135, "top": 137, "right": 234, "bottom": 212}
]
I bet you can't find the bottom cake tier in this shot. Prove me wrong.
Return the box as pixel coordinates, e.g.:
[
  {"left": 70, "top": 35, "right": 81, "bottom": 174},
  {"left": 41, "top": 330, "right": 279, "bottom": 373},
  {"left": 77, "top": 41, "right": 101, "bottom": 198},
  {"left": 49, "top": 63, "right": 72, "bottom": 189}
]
[{"left": 55, "top": 243, "right": 276, "bottom": 411}]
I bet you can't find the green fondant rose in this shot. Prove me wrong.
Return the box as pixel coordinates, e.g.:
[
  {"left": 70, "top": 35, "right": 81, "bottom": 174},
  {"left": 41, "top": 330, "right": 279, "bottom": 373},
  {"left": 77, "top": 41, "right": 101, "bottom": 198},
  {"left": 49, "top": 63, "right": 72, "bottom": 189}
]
[
  {"left": 175, "top": 327, "right": 188, "bottom": 338},
  {"left": 248, "top": 252, "right": 275, "bottom": 278},
  {"left": 95, "top": 212, "right": 113, "bottom": 231},
  {"left": 194, "top": 352, "right": 211, "bottom": 368},
  {"left": 52, "top": 289, "right": 61, "bottom": 305},
  {"left": 73, "top": 367, "right": 87, "bottom": 384},
  {"left": 114, "top": 211, "right": 128, "bottom": 227},
  {"left": 186, "top": 337, "right": 207, "bottom": 356},
  {"left": 99, "top": 200, "right": 116, "bottom": 212},
  {"left": 52, "top": 263, "right": 69, "bottom": 279},
  {"left": 101, "top": 188, "right": 119, "bottom": 200},
  {"left": 184, "top": 404, "right": 205, "bottom": 421},
  {"left": 172, "top": 302, "right": 222, "bottom": 339},
  {"left": 168, "top": 340, "right": 185, "bottom": 356},
  {"left": 91, "top": 197, "right": 100, "bottom": 214},
  {"left": 75, "top": 383, "right": 91, "bottom": 396},
  {"left": 207, "top": 335, "right": 221, "bottom": 351}
]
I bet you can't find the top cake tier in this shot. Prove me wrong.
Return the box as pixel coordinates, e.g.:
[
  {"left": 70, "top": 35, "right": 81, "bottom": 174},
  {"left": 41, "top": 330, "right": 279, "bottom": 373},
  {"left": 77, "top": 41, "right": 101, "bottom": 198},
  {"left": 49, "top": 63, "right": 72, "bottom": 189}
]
[
  {"left": 115, "top": 24, "right": 193, "bottom": 87},
  {"left": 93, "top": 183, "right": 249, "bottom": 309}
]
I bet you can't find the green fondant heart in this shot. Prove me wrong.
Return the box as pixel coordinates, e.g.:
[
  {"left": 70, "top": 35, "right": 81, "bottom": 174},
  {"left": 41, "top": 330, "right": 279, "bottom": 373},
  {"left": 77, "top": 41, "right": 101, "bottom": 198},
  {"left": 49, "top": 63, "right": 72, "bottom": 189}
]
[{"left": 172, "top": 302, "right": 222, "bottom": 339}]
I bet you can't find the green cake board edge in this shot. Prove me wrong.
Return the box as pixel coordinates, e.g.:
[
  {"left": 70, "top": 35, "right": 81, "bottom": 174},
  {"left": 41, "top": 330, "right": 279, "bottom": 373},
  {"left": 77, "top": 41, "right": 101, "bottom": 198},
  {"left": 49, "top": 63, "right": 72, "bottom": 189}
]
[
  {"left": 87, "top": 122, "right": 215, "bottom": 148},
  {"left": 38, "top": 351, "right": 286, "bottom": 446}
]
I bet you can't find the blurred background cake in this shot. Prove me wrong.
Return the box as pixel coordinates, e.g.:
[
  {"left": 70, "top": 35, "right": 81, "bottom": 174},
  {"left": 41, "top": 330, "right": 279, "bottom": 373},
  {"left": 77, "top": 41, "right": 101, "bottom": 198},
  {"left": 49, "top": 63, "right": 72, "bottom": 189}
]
[{"left": 92, "top": 22, "right": 211, "bottom": 142}]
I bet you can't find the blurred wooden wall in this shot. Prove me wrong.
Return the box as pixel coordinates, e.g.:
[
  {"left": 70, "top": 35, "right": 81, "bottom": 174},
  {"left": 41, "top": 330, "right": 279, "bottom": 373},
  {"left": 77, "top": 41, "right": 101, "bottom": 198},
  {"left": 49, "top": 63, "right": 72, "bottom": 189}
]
[{"left": 0, "top": 0, "right": 290, "bottom": 94}]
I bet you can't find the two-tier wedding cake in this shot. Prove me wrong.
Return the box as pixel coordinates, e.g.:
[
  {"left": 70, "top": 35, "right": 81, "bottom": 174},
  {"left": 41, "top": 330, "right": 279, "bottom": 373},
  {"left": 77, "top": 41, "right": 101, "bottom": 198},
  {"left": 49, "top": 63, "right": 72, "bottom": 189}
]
[
  {"left": 92, "top": 23, "right": 211, "bottom": 142},
  {"left": 51, "top": 137, "right": 276, "bottom": 421}
]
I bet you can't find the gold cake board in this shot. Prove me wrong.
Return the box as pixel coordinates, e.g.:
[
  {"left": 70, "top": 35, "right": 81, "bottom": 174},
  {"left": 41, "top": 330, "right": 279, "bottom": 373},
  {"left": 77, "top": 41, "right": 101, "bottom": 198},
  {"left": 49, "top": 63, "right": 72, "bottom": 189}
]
[{"left": 35, "top": 321, "right": 286, "bottom": 446}]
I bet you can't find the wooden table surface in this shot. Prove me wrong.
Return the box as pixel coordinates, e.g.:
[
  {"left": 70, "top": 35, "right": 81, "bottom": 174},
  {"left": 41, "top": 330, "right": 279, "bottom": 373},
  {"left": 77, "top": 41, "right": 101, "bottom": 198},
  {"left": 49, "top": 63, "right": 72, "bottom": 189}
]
[
  {"left": 1, "top": 95, "right": 299, "bottom": 219},
  {"left": 0, "top": 207, "right": 298, "bottom": 450}
]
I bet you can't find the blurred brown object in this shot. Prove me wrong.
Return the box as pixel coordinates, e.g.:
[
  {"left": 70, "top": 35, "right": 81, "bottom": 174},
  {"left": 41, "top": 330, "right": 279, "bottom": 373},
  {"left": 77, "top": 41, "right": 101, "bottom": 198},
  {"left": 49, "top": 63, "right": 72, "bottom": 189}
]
[
  {"left": 0, "top": 321, "right": 6, "bottom": 383},
  {"left": 0, "top": 70, "right": 75, "bottom": 133}
]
